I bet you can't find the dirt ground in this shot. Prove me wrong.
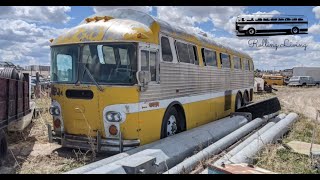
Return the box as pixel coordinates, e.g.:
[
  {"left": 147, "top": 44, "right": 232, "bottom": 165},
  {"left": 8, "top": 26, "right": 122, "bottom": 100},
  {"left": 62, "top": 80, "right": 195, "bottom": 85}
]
[
  {"left": 0, "top": 98, "right": 107, "bottom": 174},
  {"left": 0, "top": 86, "right": 319, "bottom": 174},
  {"left": 275, "top": 86, "right": 320, "bottom": 120},
  {"left": 253, "top": 86, "right": 320, "bottom": 174}
]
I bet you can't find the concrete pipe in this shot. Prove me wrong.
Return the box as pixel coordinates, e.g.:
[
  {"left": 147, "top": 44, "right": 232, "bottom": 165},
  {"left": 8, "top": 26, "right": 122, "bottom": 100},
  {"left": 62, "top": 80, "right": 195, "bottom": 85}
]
[
  {"left": 227, "top": 112, "right": 298, "bottom": 164},
  {"left": 67, "top": 115, "right": 249, "bottom": 174},
  {"left": 214, "top": 113, "right": 286, "bottom": 166},
  {"left": 164, "top": 113, "right": 278, "bottom": 174}
]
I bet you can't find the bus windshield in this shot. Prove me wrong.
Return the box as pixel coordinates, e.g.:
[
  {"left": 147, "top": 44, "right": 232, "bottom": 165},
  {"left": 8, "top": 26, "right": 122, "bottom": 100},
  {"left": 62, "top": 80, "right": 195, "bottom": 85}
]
[{"left": 51, "top": 43, "right": 138, "bottom": 85}]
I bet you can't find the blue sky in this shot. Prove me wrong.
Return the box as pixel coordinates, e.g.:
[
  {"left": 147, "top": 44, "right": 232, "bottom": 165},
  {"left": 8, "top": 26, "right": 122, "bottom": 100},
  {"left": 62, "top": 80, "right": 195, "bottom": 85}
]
[{"left": 0, "top": 6, "right": 319, "bottom": 70}]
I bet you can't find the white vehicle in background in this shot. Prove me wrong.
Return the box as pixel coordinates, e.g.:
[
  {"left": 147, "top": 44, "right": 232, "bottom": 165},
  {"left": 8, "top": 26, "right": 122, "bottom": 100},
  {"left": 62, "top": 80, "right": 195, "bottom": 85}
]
[{"left": 288, "top": 76, "right": 320, "bottom": 87}]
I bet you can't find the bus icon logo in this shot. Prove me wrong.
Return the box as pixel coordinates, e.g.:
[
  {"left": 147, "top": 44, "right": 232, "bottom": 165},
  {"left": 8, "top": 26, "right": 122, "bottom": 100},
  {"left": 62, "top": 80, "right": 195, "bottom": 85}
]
[{"left": 235, "top": 14, "right": 308, "bottom": 36}]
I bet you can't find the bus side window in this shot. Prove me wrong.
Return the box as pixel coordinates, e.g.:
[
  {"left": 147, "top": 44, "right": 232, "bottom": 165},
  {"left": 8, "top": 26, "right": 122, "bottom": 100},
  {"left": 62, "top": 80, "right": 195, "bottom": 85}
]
[
  {"left": 220, "top": 53, "right": 230, "bottom": 68},
  {"left": 141, "top": 50, "right": 149, "bottom": 71},
  {"left": 201, "top": 48, "right": 206, "bottom": 66},
  {"left": 202, "top": 48, "right": 217, "bottom": 67},
  {"left": 233, "top": 56, "right": 241, "bottom": 69},
  {"left": 161, "top": 36, "right": 173, "bottom": 62},
  {"left": 249, "top": 60, "right": 254, "bottom": 71},
  {"left": 247, "top": 18, "right": 254, "bottom": 21},
  {"left": 150, "top": 52, "right": 157, "bottom": 82},
  {"left": 187, "top": 44, "right": 196, "bottom": 64},
  {"left": 243, "top": 59, "right": 250, "bottom": 71},
  {"left": 189, "top": 45, "right": 199, "bottom": 65},
  {"left": 175, "top": 41, "right": 191, "bottom": 64},
  {"left": 141, "top": 50, "right": 158, "bottom": 82}
]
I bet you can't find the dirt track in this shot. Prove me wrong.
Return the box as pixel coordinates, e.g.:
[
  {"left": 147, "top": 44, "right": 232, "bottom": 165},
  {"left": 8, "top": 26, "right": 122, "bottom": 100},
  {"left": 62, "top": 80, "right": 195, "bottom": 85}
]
[{"left": 274, "top": 86, "right": 320, "bottom": 120}]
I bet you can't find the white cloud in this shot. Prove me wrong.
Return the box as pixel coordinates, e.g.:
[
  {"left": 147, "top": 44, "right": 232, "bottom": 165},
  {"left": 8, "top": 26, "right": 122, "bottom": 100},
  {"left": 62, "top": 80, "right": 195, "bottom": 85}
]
[
  {"left": 0, "top": 6, "right": 71, "bottom": 24},
  {"left": 313, "top": 6, "right": 320, "bottom": 19},
  {"left": 309, "top": 24, "right": 320, "bottom": 34},
  {"left": 93, "top": 6, "right": 152, "bottom": 14},
  {"left": 0, "top": 19, "right": 68, "bottom": 66},
  {"left": 156, "top": 6, "right": 245, "bottom": 35}
]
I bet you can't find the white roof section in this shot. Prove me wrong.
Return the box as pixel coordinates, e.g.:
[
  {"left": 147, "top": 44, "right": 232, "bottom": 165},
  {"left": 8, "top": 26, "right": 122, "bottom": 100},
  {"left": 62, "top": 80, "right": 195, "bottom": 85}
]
[{"left": 83, "top": 8, "right": 251, "bottom": 58}]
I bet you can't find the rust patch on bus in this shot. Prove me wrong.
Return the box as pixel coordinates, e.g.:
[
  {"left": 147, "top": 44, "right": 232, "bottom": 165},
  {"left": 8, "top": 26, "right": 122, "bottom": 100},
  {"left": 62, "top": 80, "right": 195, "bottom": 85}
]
[{"left": 149, "top": 102, "right": 159, "bottom": 108}]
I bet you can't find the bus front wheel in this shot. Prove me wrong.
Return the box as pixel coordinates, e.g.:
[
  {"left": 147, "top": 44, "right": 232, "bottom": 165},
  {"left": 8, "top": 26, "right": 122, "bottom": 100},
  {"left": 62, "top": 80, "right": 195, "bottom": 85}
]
[
  {"left": 292, "top": 27, "right": 299, "bottom": 34},
  {"left": 161, "top": 107, "right": 183, "bottom": 139}
]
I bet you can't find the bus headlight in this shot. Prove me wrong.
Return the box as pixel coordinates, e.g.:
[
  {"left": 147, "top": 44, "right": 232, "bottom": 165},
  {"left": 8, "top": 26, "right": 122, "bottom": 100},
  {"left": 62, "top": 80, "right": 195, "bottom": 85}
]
[
  {"left": 105, "top": 111, "right": 122, "bottom": 122},
  {"left": 49, "top": 106, "right": 60, "bottom": 116}
]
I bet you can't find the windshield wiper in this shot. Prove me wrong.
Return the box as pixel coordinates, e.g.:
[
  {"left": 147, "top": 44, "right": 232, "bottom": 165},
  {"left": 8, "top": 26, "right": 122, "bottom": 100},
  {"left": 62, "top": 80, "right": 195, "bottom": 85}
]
[{"left": 82, "top": 63, "right": 104, "bottom": 92}]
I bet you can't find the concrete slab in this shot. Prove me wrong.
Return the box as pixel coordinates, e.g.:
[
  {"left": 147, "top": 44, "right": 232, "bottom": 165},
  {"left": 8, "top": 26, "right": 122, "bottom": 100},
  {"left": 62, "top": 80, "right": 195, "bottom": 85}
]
[{"left": 286, "top": 141, "right": 320, "bottom": 156}]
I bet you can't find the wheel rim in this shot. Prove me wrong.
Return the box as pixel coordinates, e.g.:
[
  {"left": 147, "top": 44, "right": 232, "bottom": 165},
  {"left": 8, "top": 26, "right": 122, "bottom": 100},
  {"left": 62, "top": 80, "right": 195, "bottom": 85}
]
[
  {"left": 167, "top": 115, "right": 177, "bottom": 136},
  {"left": 293, "top": 28, "right": 298, "bottom": 34},
  {"left": 249, "top": 29, "right": 254, "bottom": 34}
]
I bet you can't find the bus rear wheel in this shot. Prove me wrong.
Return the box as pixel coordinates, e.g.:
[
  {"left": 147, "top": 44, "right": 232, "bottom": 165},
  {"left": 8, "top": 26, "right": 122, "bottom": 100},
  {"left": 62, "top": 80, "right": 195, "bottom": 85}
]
[
  {"left": 292, "top": 27, "right": 299, "bottom": 34},
  {"left": 242, "top": 92, "right": 249, "bottom": 106},
  {"left": 0, "top": 130, "right": 8, "bottom": 165},
  {"left": 235, "top": 93, "right": 242, "bottom": 110},
  {"left": 161, "top": 107, "right": 182, "bottom": 138}
]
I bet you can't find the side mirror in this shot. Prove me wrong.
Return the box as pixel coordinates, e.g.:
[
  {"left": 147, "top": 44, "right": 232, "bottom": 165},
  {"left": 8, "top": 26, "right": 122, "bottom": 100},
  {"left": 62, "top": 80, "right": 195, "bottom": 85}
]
[{"left": 137, "top": 71, "right": 151, "bottom": 91}]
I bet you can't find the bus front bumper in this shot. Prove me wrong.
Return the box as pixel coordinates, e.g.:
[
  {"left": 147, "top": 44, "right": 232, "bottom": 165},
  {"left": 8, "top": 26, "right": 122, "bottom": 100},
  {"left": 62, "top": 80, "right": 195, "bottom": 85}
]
[{"left": 47, "top": 124, "right": 140, "bottom": 153}]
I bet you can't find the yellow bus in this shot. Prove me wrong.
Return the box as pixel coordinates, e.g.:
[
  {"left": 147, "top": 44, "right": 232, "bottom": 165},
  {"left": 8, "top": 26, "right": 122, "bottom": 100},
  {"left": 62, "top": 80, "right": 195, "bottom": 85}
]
[
  {"left": 262, "top": 75, "right": 284, "bottom": 86},
  {"left": 48, "top": 9, "right": 254, "bottom": 153}
]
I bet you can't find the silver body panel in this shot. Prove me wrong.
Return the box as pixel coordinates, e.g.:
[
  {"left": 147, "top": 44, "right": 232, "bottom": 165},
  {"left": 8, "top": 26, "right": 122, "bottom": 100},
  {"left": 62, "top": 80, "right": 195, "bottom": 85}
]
[{"left": 140, "top": 62, "right": 254, "bottom": 102}]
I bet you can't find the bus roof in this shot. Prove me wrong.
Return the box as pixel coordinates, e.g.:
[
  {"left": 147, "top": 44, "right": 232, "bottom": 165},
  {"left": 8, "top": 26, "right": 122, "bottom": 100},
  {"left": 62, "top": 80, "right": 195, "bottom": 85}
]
[{"left": 52, "top": 9, "right": 251, "bottom": 59}]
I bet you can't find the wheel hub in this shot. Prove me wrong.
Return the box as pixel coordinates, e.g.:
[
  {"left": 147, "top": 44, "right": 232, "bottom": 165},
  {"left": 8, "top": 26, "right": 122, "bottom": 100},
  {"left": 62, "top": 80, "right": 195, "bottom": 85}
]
[{"left": 167, "top": 115, "right": 177, "bottom": 136}]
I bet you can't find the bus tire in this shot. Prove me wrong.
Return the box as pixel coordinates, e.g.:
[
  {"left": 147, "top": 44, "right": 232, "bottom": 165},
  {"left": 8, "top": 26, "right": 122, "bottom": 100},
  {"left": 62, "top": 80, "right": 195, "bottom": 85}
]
[
  {"left": 235, "top": 93, "right": 242, "bottom": 110},
  {"left": 291, "top": 27, "right": 299, "bottom": 34},
  {"left": 0, "top": 129, "right": 8, "bottom": 165},
  {"left": 242, "top": 91, "right": 249, "bottom": 106},
  {"left": 160, "top": 107, "right": 183, "bottom": 139},
  {"left": 246, "top": 28, "right": 255, "bottom": 35}
]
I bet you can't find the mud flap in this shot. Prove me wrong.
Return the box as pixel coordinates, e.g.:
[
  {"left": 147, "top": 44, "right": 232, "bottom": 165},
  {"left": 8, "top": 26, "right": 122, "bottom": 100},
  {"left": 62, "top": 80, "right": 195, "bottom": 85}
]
[
  {"left": 236, "top": 97, "right": 281, "bottom": 120},
  {"left": 0, "top": 129, "right": 8, "bottom": 164},
  {"left": 224, "top": 90, "right": 232, "bottom": 111}
]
